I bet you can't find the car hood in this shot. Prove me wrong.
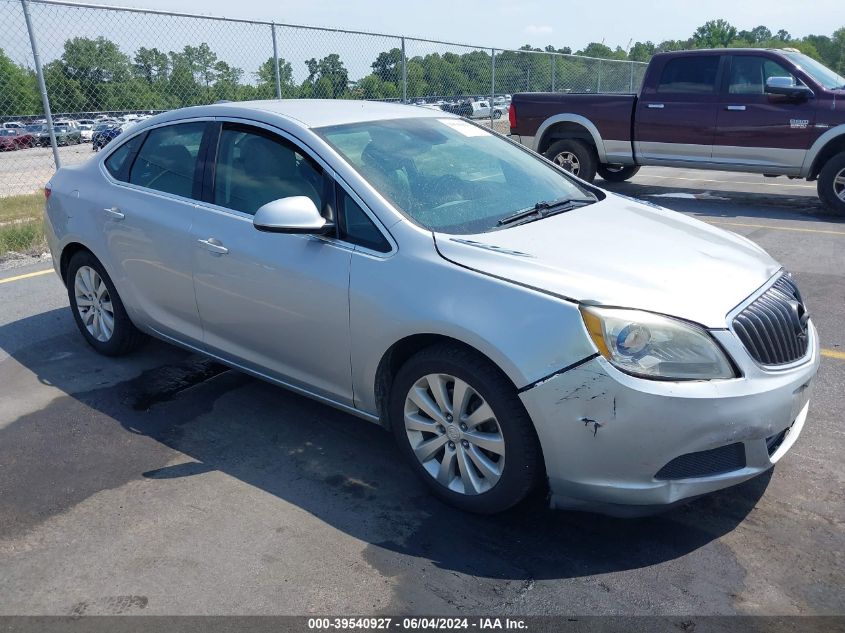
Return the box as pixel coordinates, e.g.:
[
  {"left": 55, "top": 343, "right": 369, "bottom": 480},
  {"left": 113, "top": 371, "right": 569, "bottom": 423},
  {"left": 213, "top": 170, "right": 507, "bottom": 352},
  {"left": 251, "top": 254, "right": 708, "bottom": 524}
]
[{"left": 433, "top": 194, "right": 780, "bottom": 328}]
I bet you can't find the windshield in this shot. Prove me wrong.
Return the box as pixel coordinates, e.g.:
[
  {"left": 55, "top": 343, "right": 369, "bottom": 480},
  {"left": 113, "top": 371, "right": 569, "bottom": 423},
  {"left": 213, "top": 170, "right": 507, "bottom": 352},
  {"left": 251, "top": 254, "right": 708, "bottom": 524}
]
[
  {"left": 0, "top": 130, "right": 14, "bottom": 137},
  {"left": 25, "top": 125, "right": 43, "bottom": 133},
  {"left": 317, "top": 117, "right": 594, "bottom": 234},
  {"left": 783, "top": 52, "right": 845, "bottom": 89}
]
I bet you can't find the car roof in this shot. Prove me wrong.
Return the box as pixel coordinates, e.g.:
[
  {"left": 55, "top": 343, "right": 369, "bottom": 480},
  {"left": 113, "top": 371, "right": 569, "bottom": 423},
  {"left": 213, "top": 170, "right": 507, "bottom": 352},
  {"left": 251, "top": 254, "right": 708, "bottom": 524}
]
[{"left": 156, "top": 99, "right": 452, "bottom": 129}]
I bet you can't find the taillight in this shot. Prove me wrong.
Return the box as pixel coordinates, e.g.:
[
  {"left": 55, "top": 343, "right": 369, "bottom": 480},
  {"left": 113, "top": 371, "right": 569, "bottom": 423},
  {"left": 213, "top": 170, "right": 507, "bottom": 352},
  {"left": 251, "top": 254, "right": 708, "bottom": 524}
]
[
  {"left": 44, "top": 183, "right": 51, "bottom": 200},
  {"left": 508, "top": 103, "right": 517, "bottom": 130}
]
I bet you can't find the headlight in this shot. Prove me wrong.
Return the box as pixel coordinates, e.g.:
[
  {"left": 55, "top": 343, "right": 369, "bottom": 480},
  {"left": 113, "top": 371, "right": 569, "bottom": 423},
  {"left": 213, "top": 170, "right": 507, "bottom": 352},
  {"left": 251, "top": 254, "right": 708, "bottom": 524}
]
[{"left": 579, "top": 306, "right": 735, "bottom": 380}]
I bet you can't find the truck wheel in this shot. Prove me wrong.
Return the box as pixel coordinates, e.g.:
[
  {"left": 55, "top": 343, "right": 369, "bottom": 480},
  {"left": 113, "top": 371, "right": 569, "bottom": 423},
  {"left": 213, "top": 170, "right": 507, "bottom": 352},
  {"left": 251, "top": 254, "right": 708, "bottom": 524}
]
[
  {"left": 544, "top": 139, "right": 597, "bottom": 182},
  {"left": 597, "top": 164, "right": 641, "bottom": 183},
  {"left": 817, "top": 152, "right": 845, "bottom": 217},
  {"left": 389, "top": 343, "right": 542, "bottom": 514}
]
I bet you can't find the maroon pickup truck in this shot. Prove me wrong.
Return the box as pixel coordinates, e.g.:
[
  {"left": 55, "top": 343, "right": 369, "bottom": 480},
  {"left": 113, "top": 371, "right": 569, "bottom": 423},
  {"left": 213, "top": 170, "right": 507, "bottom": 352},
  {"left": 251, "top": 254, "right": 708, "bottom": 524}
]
[{"left": 509, "top": 48, "right": 845, "bottom": 215}]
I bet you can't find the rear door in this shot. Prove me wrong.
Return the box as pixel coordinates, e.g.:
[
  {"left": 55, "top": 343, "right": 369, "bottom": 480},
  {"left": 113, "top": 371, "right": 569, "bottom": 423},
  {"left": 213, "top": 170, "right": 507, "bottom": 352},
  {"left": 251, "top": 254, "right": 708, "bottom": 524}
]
[
  {"left": 712, "top": 53, "right": 816, "bottom": 174},
  {"left": 97, "top": 121, "right": 208, "bottom": 344},
  {"left": 635, "top": 54, "right": 724, "bottom": 163},
  {"left": 190, "top": 121, "right": 355, "bottom": 404}
]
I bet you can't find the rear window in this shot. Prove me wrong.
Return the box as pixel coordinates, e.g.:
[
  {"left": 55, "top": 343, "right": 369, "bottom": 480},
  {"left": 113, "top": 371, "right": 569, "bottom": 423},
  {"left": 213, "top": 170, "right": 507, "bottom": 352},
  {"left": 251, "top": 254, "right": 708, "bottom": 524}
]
[
  {"left": 128, "top": 122, "right": 206, "bottom": 198},
  {"left": 657, "top": 56, "right": 720, "bottom": 94}
]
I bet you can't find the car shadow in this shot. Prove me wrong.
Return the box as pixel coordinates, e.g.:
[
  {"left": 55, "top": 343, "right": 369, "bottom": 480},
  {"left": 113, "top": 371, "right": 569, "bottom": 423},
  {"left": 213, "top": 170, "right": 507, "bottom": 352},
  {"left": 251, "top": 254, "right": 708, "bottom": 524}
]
[
  {"left": 0, "top": 308, "right": 771, "bottom": 583},
  {"left": 599, "top": 177, "right": 845, "bottom": 223}
]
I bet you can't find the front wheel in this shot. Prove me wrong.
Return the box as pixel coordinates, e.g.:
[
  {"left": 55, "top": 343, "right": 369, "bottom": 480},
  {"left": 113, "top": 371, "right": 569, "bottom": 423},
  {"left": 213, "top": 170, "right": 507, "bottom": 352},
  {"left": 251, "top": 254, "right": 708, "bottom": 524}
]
[
  {"left": 390, "top": 343, "right": 542, "bottom": 514},
  {"left": 66, "top": 251, "right": 145, "bottom": 356},
  {"left": 597, "top": 163, "right": 641, "bottom": 182},
  {"left": 543, "top": 139, "right": 597, "bottom": 183},
  {"left": 817, "top": 151, "right": 845, "bottom": 216}
]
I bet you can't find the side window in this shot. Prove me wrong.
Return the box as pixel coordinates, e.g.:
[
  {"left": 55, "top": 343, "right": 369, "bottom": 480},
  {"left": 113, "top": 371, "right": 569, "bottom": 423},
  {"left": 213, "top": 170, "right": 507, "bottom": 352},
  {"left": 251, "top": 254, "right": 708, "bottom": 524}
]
[
  {"left": 338, "top": 191, "right": 391, "bottom": 253},
  {"left": 212, "top": 125, "right": 324, "bottom": 216},
  {"left": 128, "top": 122, "right": 205, "bottom": 198},
  {"left": 657, "top": 56, "right": 720, "bottom": 94},
  {"left": 104, "top": 133, "right": 144, "bottom": 181},
  {"left": 729, "top": 56, "right": 797, "bottom": 94}
]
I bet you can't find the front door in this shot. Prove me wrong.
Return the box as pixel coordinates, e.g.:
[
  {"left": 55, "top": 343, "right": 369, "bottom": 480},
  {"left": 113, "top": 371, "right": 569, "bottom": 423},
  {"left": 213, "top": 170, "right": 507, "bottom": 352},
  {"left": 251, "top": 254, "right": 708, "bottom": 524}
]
[
  {"left": 712, "top": 54, "right": 816, "bottom": 174},
  {"left": 191, "top": 122, "right": 354, "bottom": 404},
  {"left": 635, "top": 54, "right": 723, "bottom": 163}
]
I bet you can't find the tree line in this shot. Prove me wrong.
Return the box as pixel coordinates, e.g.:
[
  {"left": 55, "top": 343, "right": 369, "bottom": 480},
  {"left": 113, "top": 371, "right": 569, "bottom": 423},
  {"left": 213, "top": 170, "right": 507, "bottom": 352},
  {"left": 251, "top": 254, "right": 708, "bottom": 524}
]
[{"left": 1, "top": 19, "right": 843, "bottom": 117}]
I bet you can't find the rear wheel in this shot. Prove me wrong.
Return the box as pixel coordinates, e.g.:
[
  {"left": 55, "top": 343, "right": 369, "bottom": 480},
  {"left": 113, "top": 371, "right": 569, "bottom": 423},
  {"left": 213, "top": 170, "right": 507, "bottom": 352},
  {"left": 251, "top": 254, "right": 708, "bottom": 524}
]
[
  {"left": 390, "top": 343, "right": 542, "bottom": 514},
  {"left": 66, "top": 251, "right": 145, "bottom": 356},
  {"left": 544, "top": 139, "right": 597, "bottom": 182},
  {"left": 597, "top": 163, "right": 641, "bottom": 182},
  {"left": 817, "top": 152, "right": 845, "bottom": 217}
]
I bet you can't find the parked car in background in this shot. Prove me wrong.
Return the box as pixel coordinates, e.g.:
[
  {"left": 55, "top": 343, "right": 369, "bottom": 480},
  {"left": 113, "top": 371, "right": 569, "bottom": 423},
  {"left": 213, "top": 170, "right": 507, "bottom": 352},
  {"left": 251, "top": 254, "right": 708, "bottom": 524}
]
[
  {"left": 45, "top": 100, "right": 818, "bottom": 516},
  {"left": 465, "top": 100, "right": 508, "bottom": 119},
  {"left": 36, "top": 123, "right": 83, "bottom": 147},
  {"left": 1, "top": 121, "right": 25, "bottom": 130},
  {"left": 509, "top": 48, "right": 845, "bottom": 215},
  {"left": 78, "top": 123, "right": 95, "bottom": 142},
  {"left": 91, "top": 122, "right": 125, "bottom": 151},
  {"left": 0, "top": 128, "right": 35, "bottom": 150}
]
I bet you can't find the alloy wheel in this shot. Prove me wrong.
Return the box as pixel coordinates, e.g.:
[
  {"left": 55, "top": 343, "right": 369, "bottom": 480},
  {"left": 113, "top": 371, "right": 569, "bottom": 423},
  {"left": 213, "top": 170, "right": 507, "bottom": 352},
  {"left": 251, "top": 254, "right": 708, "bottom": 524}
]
[
  {"left": 834, "top": 168, "right": 845, "bottom": 202},
  {"left": 553, "top": 151, "right": 581, "bottom": 176},
  {"left": 403, "top": 373, "right": 505, "bottom": 495},
  {"left": 74, "top": 265, "right": 115, "bottom": 342}
]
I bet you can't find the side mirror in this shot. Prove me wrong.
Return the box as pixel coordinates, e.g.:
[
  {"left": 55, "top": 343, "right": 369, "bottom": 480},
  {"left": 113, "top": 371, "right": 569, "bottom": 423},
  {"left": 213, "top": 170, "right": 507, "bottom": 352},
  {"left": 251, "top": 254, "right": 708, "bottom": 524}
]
[
  {"left": 765, "top": 76, "right": 813, "bottom": 100},
  {"left": 253, "top": 196, "right": 333, "bottom": 234}
]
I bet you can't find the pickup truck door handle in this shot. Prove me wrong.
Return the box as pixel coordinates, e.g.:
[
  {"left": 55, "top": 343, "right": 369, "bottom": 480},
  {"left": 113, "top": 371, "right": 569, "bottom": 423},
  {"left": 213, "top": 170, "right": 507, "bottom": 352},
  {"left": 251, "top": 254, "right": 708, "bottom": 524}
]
[
  {"left": 197, "top": 238, "right": 229, "bottom": 255},
  {"left": 103, "top": 207, "right": 124, "bottom": 220},
  {"left": 725, "top": 105, "right": 747, "bottom": 111},
  {"left": 647, "top": 103, "right": 664, "bottom": 109}
]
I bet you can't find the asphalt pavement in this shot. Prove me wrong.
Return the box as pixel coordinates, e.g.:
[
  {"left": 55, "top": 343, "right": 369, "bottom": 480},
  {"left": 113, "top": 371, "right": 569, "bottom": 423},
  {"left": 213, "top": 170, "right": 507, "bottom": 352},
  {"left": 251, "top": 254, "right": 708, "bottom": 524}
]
[{"left": 0, "top": 167, "right": 843, "bottom": 616}]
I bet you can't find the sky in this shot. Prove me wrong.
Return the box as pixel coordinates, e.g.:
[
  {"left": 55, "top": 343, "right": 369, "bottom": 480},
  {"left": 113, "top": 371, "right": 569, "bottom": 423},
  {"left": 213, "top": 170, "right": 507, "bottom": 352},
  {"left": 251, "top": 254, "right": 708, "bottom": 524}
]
[{"left": 77, "top": 0, "right": 844, "bottom": 51}]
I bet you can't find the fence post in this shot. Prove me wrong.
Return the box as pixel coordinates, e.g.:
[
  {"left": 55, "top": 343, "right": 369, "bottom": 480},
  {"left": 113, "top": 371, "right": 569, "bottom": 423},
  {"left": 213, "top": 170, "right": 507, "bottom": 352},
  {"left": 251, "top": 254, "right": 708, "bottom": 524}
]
[
  {"left": 629, "top": 61, "right": 634, "bottom": 93},
  {"left": 401, "top": 37, "right": 407, "bottom": 103},
  {"left": 271, "top": 23, "right": 282, "bottom": 99},
  {"left": 597, "top": 60, "right": 603, "bottom": 93},
  {"left": 490, "top": 48, "right": 495, "bottom": 127},
  {"left": 20, "top": 0, "right": 60, "bottom": 169},
  {"left": 550, "top": 53, "right": 556, "bottom": 92}
]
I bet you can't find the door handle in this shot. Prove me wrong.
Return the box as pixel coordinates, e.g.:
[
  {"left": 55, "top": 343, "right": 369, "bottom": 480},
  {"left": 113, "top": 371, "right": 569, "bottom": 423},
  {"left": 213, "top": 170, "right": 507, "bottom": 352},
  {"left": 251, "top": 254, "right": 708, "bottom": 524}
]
[
  {"left": 647, "top": 103, "right": 665, "bottom": 109},
  {"left": 197, "top": 238, "right": 229, "bottom": 255},
  {"left": 725, "top": 105, "right": 747, "bottom": 111},
  {"left": 103, "top": 207, "right": 124, "bottom": 220}
]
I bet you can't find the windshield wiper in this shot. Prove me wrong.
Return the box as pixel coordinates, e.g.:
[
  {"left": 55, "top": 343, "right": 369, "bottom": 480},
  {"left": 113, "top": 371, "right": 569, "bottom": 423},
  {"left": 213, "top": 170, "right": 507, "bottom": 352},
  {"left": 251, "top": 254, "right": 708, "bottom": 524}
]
[{"left": 497, "top": 196, "right": 594, "bottom": 227}]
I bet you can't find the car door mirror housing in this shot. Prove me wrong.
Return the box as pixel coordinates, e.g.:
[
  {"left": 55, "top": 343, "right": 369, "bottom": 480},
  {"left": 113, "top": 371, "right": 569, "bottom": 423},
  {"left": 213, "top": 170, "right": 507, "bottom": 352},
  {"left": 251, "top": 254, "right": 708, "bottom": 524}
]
[
  {"left": 253, "top": 196, "right": 333, "bottom": 234},
  {"left": 765, "top": 76, "right": 814, "bottom": 100}
]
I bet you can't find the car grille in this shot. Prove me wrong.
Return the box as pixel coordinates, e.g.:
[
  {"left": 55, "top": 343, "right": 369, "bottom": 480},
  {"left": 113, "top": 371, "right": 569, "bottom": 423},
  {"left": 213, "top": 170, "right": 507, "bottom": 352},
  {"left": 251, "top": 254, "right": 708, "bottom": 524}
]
[
  {"left": 655, "top": 442, "right": 746, "bottom": 480},
  {"left": 732, "top": 274, "right": 809, "bottom": 366}
]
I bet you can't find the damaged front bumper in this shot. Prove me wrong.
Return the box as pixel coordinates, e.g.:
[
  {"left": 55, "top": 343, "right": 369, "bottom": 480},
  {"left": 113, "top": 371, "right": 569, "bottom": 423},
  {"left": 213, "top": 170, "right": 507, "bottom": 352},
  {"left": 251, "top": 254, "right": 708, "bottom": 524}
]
[{"left": 519, "top": 322, "right": 820, "bottom": 516}]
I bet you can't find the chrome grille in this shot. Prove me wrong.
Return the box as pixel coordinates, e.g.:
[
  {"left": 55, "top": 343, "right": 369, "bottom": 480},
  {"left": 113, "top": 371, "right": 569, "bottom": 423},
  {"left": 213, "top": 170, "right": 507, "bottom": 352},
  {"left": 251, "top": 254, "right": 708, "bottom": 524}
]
[{"left": 732, "top": 274, "right": 809, "bottom": 366}]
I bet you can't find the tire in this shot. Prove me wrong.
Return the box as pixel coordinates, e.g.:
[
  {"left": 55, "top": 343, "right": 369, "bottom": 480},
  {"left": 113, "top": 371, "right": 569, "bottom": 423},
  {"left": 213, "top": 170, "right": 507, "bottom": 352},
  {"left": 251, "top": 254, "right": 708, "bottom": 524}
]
[
  {"left": 493, "top": 110, "right": 502, "bottom": 120},
  {"left": 543, "top": 139, "right": 597, "bottom": 182},
  {"left": 389, "top": 343, "right": 542, "bottom": 514},
  {"left": 66, "top": 250, "right": 145, "bottom": 356},
  {"left": 597, "top": 163, "right": 641, "bottom": 182},
  {"left": 817, "top": 151, "right": 845, "bottom": 217}
]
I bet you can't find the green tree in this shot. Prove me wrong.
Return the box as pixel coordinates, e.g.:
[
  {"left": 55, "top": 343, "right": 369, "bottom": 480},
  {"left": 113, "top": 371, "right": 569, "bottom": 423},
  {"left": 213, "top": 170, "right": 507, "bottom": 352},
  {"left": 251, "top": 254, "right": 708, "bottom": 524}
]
[
  {"left": 256, "top": 56, "right": 296, "bottom": 96},
  {"left": 133, "top": 47, "right": 169, "bottom": 83},
  {"left": 371, "top": 48, "right": 403, "bottom": 84},
  {"left": 737, "top": 26, "right": 772, "bottom": 44},
  {"left": 628, "top": 41, "right": 655, "bottom": 62},
  {"left": 302, "top": 54, "right": 349, "bottom": 99},
  {"left": 0, "top": 49, "right": 39, "bottom": 116},
  {"left": 692, "top": 19, "right": 738, "bottom": 48}
]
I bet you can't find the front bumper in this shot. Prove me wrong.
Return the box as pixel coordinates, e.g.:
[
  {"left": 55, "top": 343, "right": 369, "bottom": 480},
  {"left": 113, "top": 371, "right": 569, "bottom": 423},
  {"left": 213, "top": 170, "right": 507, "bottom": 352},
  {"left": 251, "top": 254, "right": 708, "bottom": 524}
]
[{"left": 519, "top": 321, "right": 820, "bottom": 515}]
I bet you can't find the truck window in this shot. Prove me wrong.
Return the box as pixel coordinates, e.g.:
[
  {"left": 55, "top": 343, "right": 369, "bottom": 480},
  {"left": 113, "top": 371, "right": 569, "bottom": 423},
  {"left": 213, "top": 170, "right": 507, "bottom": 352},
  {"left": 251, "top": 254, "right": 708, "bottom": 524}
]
[
  {"left": 728, "top": 56, "right": 796, "bottom": 94},
  {"left": 657, "top": 56, "right": 720, "bottom": 94}
]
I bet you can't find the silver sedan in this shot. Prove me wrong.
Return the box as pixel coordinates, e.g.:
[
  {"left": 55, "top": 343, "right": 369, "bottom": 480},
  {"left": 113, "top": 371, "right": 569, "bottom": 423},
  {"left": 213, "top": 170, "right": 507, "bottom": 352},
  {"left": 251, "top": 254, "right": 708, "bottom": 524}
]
[{"left": 44, "top": 100, "right": 819, "bottom": 515}]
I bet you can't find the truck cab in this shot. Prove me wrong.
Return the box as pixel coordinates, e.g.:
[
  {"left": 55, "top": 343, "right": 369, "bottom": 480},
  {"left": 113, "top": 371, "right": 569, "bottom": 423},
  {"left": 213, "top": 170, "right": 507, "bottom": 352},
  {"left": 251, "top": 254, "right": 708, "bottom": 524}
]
[{"left": 509, "top": 49, "right": 845, "bottom": 214}]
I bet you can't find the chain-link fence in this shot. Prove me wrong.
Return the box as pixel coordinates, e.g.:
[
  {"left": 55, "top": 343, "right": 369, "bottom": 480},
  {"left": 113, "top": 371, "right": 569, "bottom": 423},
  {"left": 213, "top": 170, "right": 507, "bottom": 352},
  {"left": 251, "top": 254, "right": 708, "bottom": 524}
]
[{"left": 0, "top": 0, "right": 647, "bottom": 198}]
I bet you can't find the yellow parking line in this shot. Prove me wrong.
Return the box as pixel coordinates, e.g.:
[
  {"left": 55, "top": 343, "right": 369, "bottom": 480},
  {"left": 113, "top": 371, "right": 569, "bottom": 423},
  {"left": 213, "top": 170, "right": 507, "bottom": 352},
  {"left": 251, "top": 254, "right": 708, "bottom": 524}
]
[
  {"left": 0, "top": 268, "right": 53, "bottom": 285},
  {"left": 704, "top": 220, "right": 845, "bottom": 236},
  {"left": 822, "top": 349, "right": 845, "bottom": 360}
]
